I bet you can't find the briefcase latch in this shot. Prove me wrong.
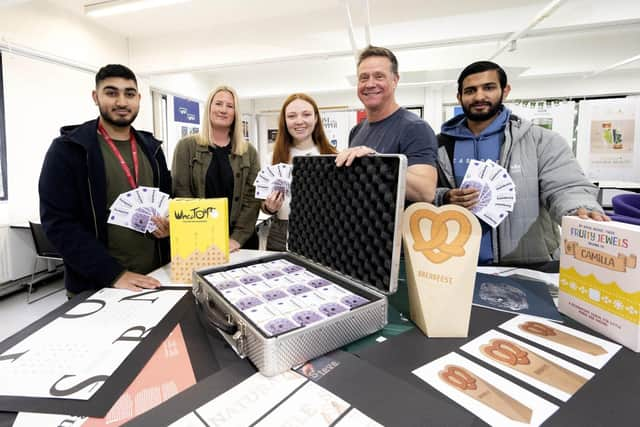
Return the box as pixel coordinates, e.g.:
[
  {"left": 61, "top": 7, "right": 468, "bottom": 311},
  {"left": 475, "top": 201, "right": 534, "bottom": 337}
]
[{"left": 232, "top": 321, "right": 246, "bottom": 356}]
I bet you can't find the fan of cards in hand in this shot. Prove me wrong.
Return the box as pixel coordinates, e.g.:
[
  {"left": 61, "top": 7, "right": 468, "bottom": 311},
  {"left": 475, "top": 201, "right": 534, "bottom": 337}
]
[
  {"left": 460, "top": 160, "right": 516, "bottom": 228},
  {"left": 254, "top": 163, "right": 293, "bottom": 199},
  {"left": 107, "top": 186, "right": 170, "bottom": 234}
]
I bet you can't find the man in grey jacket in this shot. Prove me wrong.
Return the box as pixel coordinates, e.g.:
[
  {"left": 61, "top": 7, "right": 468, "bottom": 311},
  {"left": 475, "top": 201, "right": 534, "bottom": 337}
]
[{"left": 434, "top": 61, "right": 608, "bottom": 266}]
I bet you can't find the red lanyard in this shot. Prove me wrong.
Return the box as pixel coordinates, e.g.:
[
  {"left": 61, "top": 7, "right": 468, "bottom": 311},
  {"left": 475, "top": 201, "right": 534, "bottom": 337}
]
[{"left": 98, "top": 122, "right": 139, "bottom": 189}]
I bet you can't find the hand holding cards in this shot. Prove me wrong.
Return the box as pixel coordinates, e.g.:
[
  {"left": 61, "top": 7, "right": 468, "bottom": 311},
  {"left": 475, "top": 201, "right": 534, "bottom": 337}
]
[
  {"left": 254, "top": 163, "right": 292, "bottom": 199},
  {"left": 461, "top": 160, "right": 515, "bottom": 228},
  {"left": 108, "top": 186, "right": 170, "bottom": 234}
]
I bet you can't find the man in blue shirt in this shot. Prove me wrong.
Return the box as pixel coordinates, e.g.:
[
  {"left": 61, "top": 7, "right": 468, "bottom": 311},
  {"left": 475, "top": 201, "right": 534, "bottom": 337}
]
[
  {"left": 335, "top": 45, "right": 438, "bottom": 203},
  {"left": 435, "top": 61, "right": 608, "bottom": 266}
]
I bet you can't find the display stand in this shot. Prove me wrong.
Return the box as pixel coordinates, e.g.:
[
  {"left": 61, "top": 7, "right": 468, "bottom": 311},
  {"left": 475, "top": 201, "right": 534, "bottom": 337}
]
[{"left": 402, "top": 203, "right": 481, "bottom": 337}]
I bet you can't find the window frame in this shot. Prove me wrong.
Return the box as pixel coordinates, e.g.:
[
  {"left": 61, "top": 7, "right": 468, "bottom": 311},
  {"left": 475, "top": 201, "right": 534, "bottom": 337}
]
[{"left": 0, "top": 52, "right": 8, "bottom": 201}]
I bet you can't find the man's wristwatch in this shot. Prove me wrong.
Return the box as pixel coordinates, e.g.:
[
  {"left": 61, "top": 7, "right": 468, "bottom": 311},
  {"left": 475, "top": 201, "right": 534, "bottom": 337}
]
[{"left": 262, "top": 203, "right": 277, "bottom": 215}]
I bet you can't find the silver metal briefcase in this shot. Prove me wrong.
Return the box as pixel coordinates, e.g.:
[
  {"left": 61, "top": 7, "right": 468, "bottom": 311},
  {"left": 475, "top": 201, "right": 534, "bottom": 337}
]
[{"left": 192, "top": 154, "right": 407, "bottom": 376}]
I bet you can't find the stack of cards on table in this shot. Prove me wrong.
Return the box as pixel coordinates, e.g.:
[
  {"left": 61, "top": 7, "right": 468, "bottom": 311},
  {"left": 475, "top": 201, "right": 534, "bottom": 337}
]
[
  {"left": 204, "top": 259, "right": 370, "bottom": 337},
  {"left": 254, "top": 163, "right": 293, "bottom": 199},
  {"left": 108, "top": 186, "right": 170, "bottom": 234},
  {"left": 461, "top": 160, "right": 516, "bottom": 228}
]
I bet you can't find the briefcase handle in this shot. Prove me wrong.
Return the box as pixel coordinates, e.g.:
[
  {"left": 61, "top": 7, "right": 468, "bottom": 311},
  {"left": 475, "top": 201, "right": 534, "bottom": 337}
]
[{"left": 194, "top": 291, "right": 238, "bottom": 335}]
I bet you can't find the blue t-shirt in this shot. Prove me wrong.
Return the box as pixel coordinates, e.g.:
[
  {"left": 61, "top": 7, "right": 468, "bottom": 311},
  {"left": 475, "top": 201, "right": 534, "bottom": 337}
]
[{"left": 348, "top": 108, "right": 438, "bottom": 166}]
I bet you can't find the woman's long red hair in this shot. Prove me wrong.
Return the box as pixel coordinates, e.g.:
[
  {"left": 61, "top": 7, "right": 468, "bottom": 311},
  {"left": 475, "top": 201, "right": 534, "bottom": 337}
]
[{"left": 271, "top": 93, "right": 337, "bottom": 164}]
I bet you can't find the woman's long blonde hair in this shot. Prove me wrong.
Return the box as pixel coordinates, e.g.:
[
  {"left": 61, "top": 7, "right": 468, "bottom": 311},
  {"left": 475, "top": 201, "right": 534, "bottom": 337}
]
[{"left": 198, "top": 85, "right": 247, "bottom": 156}]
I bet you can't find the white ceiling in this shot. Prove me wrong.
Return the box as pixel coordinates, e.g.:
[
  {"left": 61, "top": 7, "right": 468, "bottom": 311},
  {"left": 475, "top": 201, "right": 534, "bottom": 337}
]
[
  {"left": 50, "top": 0, "right": 538, "bottom": 38},
  {"left": 43, "top": 0, "right": 640, "bottom": 99}
]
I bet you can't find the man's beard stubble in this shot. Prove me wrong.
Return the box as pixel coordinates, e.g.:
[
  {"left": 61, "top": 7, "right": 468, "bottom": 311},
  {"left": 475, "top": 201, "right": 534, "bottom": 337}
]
[
  {"left": 462, "top": 95, "right": 504, "bottom": 122},
  {"left": 99, "top": 105, "right": 138, "bottom": 128}
]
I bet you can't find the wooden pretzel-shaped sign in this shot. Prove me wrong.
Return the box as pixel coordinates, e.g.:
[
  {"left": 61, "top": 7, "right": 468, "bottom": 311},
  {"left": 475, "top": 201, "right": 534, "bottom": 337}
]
[
  {"left": 518, "top": 321, "right": 607, "bottom": 356},
  {"left": 481, "top": 338, "right": 589, "bottom": 395},
  {"left": 402, "top": 203, "right": 481, "bottom": 338}
]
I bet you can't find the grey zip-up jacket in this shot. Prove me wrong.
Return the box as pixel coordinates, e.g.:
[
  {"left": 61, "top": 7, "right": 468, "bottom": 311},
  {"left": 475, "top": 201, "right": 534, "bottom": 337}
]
[{"left": 434, "top": 114, "right": 603, "bottom": 265}]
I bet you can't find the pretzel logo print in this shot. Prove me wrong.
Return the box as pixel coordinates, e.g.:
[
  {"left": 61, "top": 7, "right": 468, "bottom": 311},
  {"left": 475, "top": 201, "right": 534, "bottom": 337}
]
[
  {"left": 481, "top": 339, "right": 531, "bottom": 366},
  {"left": 519, "top": 321, "right": 556, "bottom": 337},
  {"left": 410, "top": 209, "right": 472, "bottom": 263},
  {"left": 439, "top": 365, "right": 478, "bottom": 391}
]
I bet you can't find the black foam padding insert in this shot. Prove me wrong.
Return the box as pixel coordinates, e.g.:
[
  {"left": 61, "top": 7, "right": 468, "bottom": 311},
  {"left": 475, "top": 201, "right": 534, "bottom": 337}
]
[{"left": 288, "top": 156, "right": 401, "bottom": 292}]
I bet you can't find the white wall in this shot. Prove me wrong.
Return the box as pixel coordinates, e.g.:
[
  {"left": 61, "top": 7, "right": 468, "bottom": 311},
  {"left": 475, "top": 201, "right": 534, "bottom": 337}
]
[
  {"left": 0, "top": 0, "right": 187, "bottom": 227},
  {"left": 121, "top": 1, "right": 640, "bottom": 103},
  {"left": 0, "top": 1, "right": 128, "bottom": 68},
  {"left": 0, "top": 1, "right": 132, "bottom": 282},
  {"left": 0, "top": 56, "right": 158, "bottom": 227},
  {"left": 250, "top": 70, "right": 640, "bottom": 115},
  {"left": 127, "top": 1, "right": 640, "bottom": 81},
  {"left": 251, "top": 86, "right": 426, "bottom": 113},
  {"left": 2, "top": 53, "right": 95, "bottom": 225},
  {"left": 148, "top": 74, "right": 209, "bottom": 103},
  {"left": 507, "top": 70, "right": 640, "bottom": 101},
  {"left": 243, "top": 70, "right": 640, "bottom": 160},
  {"left": 0, "top": 1, "right": 131, "bottom": 227},
  {"left": 0, "top": 199, "right": 7, "bottom": 224},
  {"left": 129, "top": 7, "right": 354, "bottom": 75}
]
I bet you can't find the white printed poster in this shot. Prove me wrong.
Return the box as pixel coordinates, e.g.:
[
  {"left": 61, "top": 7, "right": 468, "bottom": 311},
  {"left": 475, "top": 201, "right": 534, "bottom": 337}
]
[
  {"left": 0, "top": 288, "right": 186, "bottom": 400},
  {"left": 321, "top": 111, "right": 356, "bottom": 152},
  {"left": 257, "top": 114, "right": 279, "bottom": 169},
  {"left": 577, "top": 98, "right": 640, "bottom": 182},
  {"left": 168, "top": 370, "right": 381, "bottom": 427},
  {"left": 507, "top": 101, "right": 576, "bottom": 150},
  {"left": 413, "top": 352, "right": 558, "bottom": 426}
]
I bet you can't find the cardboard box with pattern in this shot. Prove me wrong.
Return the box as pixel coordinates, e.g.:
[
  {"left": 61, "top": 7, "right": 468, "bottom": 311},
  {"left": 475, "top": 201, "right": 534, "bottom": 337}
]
[{"left": 169, "top": 198, "right": 229, "bottom": 283}]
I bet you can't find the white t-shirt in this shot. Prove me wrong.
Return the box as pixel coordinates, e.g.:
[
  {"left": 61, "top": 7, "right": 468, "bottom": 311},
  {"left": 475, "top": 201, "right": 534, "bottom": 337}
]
[{"left": 274, "top": 145, "right": 320, "bottom": 220}]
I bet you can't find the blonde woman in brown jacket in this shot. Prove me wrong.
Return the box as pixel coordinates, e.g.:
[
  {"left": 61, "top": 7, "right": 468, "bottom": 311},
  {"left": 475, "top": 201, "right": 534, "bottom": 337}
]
[{"left": 172, "top": 86, "right": 260, "bottom": 251}]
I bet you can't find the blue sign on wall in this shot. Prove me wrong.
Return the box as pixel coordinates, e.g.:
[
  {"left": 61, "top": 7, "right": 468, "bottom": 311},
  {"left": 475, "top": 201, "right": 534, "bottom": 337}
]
[{"left": 174, "top": 96, "right": 200, "bottom": 124}]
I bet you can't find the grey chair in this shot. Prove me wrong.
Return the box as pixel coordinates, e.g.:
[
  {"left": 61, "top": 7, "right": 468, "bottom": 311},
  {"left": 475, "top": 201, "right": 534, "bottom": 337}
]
[{"left": 27, "top": 222, "right": 64, "bottom": 303}]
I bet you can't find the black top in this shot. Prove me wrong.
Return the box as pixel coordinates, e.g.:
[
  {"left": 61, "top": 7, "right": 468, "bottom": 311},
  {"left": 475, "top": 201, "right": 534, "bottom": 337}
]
[
  {"left": 39, "top": 118, "right": 171, "bottom": 294},
  {"left": 205, "top": 144, "right": 234, "bottom": 217}
]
